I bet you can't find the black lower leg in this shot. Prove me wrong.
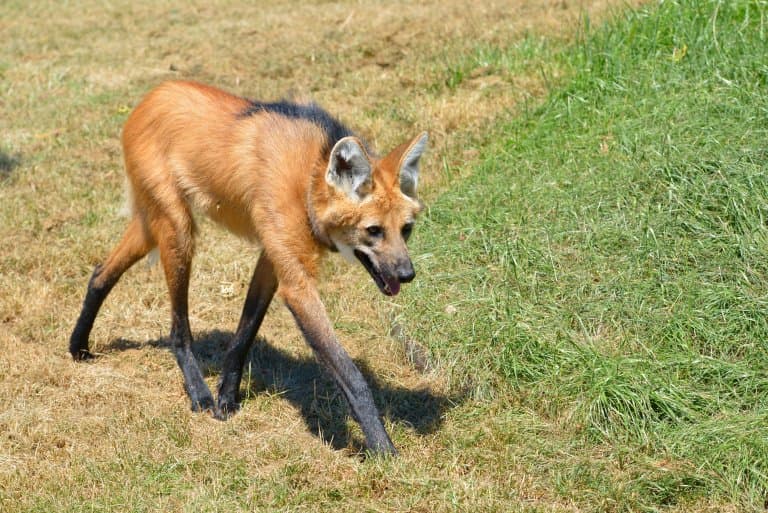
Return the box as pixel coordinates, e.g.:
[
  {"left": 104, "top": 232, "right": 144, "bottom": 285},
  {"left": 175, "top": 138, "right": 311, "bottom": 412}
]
[
  {"left": 165, "top": 258, "right": 215, "bottom": 413},
  {"left": 170, "top": 309, "right": 215, "bottom": 412},
  {"left": 69, "top": 265, "right": 117, "bottom": 360},
  {"left": 285, "top": 297, "right": 397, "bottom": 456},
  {"left": 317, "top": 350, "right": 397, "bottom": 455},
  {"left": 216, "top": 332, "right": 256, "bottom": 416},
  {"left": 216, "top": 255, "right": 276, "bottom": 417}
]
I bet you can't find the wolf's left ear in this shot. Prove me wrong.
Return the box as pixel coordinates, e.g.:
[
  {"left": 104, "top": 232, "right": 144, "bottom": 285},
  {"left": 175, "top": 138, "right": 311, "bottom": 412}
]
[
  {"left": 398, "top": 132, "right": 428, "bottom": 198},
  {"left": 326, "top": 136, "right": 373, "bottom": 201}
]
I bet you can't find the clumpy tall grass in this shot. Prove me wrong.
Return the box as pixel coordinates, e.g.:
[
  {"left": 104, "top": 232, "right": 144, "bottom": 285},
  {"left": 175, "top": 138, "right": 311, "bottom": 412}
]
[{"left": 403, "top": 0, "right": 768, "bottom": 508}]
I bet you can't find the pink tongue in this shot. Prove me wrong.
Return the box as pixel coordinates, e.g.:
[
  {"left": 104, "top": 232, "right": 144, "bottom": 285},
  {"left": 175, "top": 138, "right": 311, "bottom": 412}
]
[{"left": 385, "top": 275, "right": 401, "bottom": 296}]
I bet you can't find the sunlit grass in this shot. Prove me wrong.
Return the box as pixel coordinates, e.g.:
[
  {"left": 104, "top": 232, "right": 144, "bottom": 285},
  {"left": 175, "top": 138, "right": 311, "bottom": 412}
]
[{"left": 405, "top": 0, "right": 768, "bottom": 509}]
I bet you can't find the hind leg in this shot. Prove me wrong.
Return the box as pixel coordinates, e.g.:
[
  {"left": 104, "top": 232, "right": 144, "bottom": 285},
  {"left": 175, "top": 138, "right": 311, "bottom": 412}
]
[
  {"left": 152, "top": 214, "right": 215, "bottom": 412},
  {"left": 70, "top": 216, "right": 154, "bottom": 360}
]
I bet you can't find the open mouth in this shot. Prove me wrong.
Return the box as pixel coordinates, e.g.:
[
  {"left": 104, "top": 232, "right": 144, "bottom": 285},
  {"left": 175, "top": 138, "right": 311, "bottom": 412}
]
[{"left": 354, "top": 249, "right": 401, "bottom": 296}]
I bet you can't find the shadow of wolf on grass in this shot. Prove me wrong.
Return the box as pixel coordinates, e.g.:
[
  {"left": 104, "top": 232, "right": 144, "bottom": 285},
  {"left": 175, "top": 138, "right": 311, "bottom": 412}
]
[{"left": 106, "top": 330, "right": 458, "bottom": 453}]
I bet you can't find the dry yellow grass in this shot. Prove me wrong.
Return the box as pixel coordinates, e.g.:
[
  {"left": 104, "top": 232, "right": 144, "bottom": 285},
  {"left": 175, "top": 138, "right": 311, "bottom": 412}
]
[{"left": 1, "top": 1, "right": 637, "bottom": 511}]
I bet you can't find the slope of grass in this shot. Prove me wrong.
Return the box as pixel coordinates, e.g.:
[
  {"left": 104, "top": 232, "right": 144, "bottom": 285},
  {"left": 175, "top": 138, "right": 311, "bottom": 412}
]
[{"left": 404, "top": 0, "right": 768, "bottom": 509}]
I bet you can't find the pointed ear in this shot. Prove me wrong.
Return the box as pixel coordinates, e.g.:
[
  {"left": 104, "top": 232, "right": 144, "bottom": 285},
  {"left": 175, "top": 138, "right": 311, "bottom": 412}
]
[
  {"left": 398, "top": 132, "right": 428, "bottom": 198},
  {"left": 326, "top": 137, "right": 373, "bottom": 201}
]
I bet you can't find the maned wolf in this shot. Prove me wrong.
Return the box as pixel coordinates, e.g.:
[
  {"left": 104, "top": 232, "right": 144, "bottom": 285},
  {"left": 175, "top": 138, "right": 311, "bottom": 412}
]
[{"left": 69, "top": 80, "right": 428, "bottom": 455}]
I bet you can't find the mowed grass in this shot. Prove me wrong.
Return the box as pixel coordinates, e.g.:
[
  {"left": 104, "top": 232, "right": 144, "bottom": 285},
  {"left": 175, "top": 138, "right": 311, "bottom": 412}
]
[
  {"left": 404, "top": 0, "right": 768, "bottom": 510},
  {"left": 2, "top": 0, "right": 767, "bottom": 512}
]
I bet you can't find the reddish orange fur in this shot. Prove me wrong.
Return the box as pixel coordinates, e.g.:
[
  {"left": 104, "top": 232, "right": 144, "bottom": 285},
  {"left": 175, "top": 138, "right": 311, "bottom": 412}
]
[
  {"left": 71, "top": 80, "right": 426, "bottom": 454},
  {"left": 119, "top": 80, "right": 422, "bottom": 293}
]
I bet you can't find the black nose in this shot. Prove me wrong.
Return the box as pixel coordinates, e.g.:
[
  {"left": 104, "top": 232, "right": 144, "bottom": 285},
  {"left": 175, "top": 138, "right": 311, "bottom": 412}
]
[{"left": 397, "top": 261, "right": 416, "bottom": 283}]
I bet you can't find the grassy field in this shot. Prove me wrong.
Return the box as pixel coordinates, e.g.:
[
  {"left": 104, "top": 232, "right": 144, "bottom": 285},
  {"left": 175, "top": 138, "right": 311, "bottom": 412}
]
[
  {"left": 404, "top": 0, "right": 768, "bottom": 510},
  {"left": 2, "top": 0, "right": 767, "bottom": 511}
]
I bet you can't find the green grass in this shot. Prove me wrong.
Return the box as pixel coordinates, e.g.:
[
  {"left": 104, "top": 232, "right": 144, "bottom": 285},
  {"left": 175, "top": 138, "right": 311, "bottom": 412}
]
[{"left": 404, "top": 0, "right": 768, "bottom": 509}]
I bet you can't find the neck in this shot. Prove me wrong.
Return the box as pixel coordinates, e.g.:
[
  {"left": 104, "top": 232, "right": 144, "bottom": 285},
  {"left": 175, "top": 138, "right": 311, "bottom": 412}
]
[{"left": 306, "top": 165, "right": 337, "bottom": 252}]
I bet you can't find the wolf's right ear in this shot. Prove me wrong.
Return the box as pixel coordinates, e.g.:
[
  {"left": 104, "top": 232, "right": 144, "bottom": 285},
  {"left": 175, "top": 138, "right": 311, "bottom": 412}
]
[
  {"left": 398, "top": 132, "right": 428, "bottom": 198},
  {"left": 326, "top": 137, "right": 372, "bottom": 202}
]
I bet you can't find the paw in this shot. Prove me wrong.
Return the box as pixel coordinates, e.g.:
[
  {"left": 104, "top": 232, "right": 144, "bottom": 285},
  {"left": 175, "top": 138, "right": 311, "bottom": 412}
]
[
  {"left": 71, "top": 349, "right": 94, "bottom": 361},
  {"left": 366, "top": 435, "right": 398, "bottom": 457},
  {"left": 213, "top": 398, "right": 240, "bottom": 421},
  {"left": 190, "top": 395, "right": 216, "bottom": 414}
]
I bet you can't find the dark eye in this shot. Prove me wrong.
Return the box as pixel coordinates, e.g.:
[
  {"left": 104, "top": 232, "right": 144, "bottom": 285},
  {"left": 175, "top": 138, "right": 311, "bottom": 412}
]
[
  {"left": 366, "top": 225, "right": 384, "bottom": 237},
  {"left": 401, "top": 223, "right": 414, "bottom": 240}
]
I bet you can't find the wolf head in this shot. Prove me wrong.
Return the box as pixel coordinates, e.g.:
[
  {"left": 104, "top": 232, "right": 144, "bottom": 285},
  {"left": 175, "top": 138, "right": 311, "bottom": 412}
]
[{"left": 318, "top": 132, "right": 428, "bottom": 296}]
